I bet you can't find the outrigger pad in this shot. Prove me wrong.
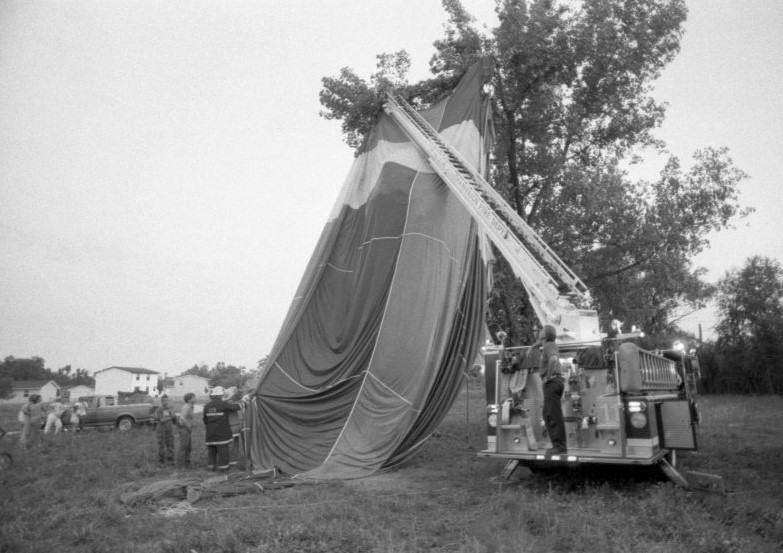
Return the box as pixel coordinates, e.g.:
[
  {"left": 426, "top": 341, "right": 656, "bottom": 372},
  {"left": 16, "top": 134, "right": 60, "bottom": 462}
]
[{"left": 684, "top": 471, "right": 726, "bottom": 494}]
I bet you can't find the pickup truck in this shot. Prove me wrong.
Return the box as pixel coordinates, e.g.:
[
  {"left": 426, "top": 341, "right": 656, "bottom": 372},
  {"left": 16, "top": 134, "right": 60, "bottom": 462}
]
[{"left": 76, "top": 396, "right": 156, "bottom": 432}]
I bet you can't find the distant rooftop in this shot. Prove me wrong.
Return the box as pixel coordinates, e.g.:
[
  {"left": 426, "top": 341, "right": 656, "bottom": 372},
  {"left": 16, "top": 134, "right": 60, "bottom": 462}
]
[
  {"left": 175, "top": 374, "right": 209, "bottom": 381},
  {"left": 95, "top": 366, "right": 160, "bottom": 375},
  {"left": 12, "top": 380, "right": 58, "bottom": 390}
]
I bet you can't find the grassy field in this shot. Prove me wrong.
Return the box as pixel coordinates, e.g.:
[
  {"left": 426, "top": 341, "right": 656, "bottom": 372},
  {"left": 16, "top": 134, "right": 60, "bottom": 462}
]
[{"left": 1, "top": 384, "right": 781, "bottom": 553}]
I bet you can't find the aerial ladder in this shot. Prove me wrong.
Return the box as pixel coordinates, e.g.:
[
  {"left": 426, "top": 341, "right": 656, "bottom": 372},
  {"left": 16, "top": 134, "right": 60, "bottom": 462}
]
[
  {"left": 383, "top": 93, "right": 600, "bottom": 343},
  {"left": 383, "top": 93, "right": 722, "bottom": 489}
]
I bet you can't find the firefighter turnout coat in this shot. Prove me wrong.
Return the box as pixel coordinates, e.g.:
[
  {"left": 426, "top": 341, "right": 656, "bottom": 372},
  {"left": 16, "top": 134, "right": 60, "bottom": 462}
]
[{"left": 203, "top": 398, "right": 241, "bottom": 446}]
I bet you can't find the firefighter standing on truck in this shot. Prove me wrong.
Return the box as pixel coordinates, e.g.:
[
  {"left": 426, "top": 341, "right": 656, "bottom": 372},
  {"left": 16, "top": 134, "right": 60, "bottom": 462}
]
[
  {"left": 203, "top": 386, "right": 241, "bottom": 471},
  {"left": 537, "top": 325, "right": 567, "bottom": 455}
]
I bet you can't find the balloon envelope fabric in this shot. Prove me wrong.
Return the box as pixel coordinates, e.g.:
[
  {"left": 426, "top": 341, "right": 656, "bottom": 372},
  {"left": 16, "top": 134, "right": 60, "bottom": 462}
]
[{"left": 245, "top": 61, "right": 494, "bottom": 479}]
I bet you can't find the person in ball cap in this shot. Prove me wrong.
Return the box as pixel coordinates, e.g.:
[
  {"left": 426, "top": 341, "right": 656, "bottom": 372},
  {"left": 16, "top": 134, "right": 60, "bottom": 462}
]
[{"left": 202, "top": 386, "right": 241, "bottom": 471}]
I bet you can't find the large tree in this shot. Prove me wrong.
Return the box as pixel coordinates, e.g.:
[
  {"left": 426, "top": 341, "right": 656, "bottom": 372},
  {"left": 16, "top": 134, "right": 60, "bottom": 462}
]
[
  {"left": 0, "top": 356, "right": 48, "bottom": 381},
  {"left": 703, "top": 256, "right": 783, "bottom": 394},
  {"left": 183, "top": 362, "right": 249, "bottom": 390},
  {"left": 0, "top": 377, "right": 12, "bottom": 400},
  {"left": 319, "top": 0, "right": 750, "bottom": 343},
  {"left": 0, "top": 356, "right": 95, "bottom": 393},
  {"left": 715, "top": 256, "right": 783, "bottom": 346}
]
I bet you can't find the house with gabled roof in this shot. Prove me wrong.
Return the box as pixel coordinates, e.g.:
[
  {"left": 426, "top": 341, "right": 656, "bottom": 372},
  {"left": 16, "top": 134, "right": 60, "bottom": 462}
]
[
  {"left": 94, "top": 366, "right": 160, "bottom": 397},
  {"left": 0, "top": 380, "right": 60, "bottom": 404},
  {"left": 62, "top": 384, "right": 95, "bottom": 402},
  {"left": 162, "top": 374, "right": 211, "bottom": 400}
]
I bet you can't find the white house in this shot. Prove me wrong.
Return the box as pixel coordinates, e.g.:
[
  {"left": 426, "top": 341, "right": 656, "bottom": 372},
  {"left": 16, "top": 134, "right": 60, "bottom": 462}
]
[
  {"left": 162, "top": 374, "right": 210, "bottom": 400},
  {"left": 94, "top": 366, "right": 160, "bottom": 397},
  {"left": 62, "top": 384, "right": 94, "bottom": 401},
  {"left": 0, "top": 380, "right": 60, "bottom": 404}
]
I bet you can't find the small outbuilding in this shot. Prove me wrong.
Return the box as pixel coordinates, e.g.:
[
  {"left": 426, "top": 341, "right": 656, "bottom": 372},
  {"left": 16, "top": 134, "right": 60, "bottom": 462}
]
[
  {"left": 162, "top": 374, "right": 211, "bottom": 401},
  {"left": 0, "top": 380, "right": 60, "bottom": 404},
  {"left": 62, "top": 384, "right": 95, "bottom": 402}
]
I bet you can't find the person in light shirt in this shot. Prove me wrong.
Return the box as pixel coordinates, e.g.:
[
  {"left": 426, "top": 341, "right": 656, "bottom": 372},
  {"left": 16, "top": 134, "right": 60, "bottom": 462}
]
[
  {"left": 19, "top": 394, "right": 43, "bottom": 449},
  {"left": 176, "top": 393, "right": 196, "bottom": 468},
  {"left": 44, "top": 399, "right": 66, "bottom": 436},
  {"left": 71, "top": 399, "right": 87, "bottom": 432}
]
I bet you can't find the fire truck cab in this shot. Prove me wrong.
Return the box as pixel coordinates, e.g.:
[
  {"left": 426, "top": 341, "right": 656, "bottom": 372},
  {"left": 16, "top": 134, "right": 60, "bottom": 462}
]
[{"left": 477, "top": 339, "right": 701, "bottom": 479}]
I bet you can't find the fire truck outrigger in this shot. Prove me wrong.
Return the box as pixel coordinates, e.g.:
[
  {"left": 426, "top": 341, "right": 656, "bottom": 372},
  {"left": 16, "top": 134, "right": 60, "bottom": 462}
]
[{"left": 383, "top": 87, "right": 719, "bottom": 490}]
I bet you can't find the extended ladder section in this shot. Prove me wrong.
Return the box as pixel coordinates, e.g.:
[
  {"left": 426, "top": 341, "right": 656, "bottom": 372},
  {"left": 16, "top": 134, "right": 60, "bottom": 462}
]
[{"left": 383, "top": 93, "right": 600, "bottom": 341}]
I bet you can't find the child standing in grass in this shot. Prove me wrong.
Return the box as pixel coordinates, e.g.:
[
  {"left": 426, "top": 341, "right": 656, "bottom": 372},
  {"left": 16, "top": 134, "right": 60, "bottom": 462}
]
[
  {"left": 71, "top": 399, "right": 87, "bottom": 432},
  {"left": 154, "top": 395, "right": 175, "bottom": 465}
]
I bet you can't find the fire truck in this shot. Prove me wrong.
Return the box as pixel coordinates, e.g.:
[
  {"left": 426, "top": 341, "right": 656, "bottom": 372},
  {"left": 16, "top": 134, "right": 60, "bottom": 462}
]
[
  {"left": 383, "top": 89, "right": 717, "bottom": 489},
  {"left": 480, "top": 341, "right": 702, "bottom": 483}
]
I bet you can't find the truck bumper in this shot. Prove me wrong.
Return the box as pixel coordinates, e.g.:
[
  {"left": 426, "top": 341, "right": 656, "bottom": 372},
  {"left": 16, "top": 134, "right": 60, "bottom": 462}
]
[{"left": 477, "top": 448, "right": 669, "bottom": 466}]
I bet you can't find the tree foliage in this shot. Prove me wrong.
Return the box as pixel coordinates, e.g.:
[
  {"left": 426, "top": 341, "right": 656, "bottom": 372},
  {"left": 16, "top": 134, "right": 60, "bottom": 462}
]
[
  {"left": 319, "top": 0, "right": 750, "bottom": 344},
  {"left": 695, "top": 257, "right": 783, "bottom": 394},
  {"left": 184, "top": 362, "right": 251, "bottom": 390},
  {"left": 0, "top": 356, "right": 96, "bottom": 397},
  {"left": 0, "top": 377, "right": 12, "bottom": 400},
  {"left": 0, "top": 356, "right": 48, "bottom": 381},
  {"left": 183, "top": 364, "right": 211, "bottom": 379},
  {"left": 715, "top": 256, "right": 783, "bottom": 346}
]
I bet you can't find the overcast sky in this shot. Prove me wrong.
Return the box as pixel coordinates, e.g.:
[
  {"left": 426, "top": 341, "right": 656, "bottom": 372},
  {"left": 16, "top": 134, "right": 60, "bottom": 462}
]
[{"left": 1, "top": 1, "right": 781, "bottom": 375}]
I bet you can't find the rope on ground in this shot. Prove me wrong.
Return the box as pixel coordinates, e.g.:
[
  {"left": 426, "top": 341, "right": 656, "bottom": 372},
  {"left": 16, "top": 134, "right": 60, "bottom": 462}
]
[
  {"left": 157, "top": 501, "right": 199, "bottom": 517},
  {"left": 204, "top": 487, "right": 452, "bottom": 512},
  {"left": 119, "top": 470, "right": 299, "bottom": 508}
]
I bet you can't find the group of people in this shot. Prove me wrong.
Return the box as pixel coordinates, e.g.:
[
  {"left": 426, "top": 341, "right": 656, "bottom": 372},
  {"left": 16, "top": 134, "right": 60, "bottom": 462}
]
[
  {"left": 17, "top": 394, "right": 88, "bottom": 449},
  {"left": 153, "top": 385, "right": 248, "bottom": 471},
  {"left": 17, "top": 386, "right": 252, "bottom": 472}
]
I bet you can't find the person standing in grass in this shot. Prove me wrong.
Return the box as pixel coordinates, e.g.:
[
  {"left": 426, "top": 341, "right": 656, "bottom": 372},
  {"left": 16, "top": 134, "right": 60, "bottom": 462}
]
[
  {"left": 71, "top": 399, "right": 87, "bottom": 432},
  {"left": 224, "top": 387, "right": 246, "bottom": 470},
  {"left": 176, "top": 393, "right": 196, "bottom": 468},
  {"left": 153, "top": 395, "right": 175, "bottom": 465},
  {"left": 203, "top": 386, "right": 240, "bottom": 472},
  {"left": 19, "top": 394, "right": 43, "bottom": 449},
  {"left": 43, "top": 398, "right": 66, "bottom": 436}
]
